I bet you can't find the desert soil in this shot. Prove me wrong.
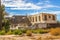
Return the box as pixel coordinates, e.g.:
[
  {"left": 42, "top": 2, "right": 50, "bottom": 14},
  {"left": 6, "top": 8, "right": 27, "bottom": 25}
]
[{"left": 0, "top": 33, "right": 60, "bottom": 40}]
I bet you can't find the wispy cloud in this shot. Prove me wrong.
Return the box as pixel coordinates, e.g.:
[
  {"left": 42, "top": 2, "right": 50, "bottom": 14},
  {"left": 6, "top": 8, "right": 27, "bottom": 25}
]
[
  {"left": 2, "top": 0, "right": 60, "bottom": 14},
  {"left": 42, "top": 11, "right": 60, "bottom": 14},
  {"left": 10, "top": 3, "right": 42, "bottom": 10},
  {"left": 2, "top": 0, "right": 42, "bottom": 10},
  {"left": 2, "top": 0, "right": 60, "bottom": 10},
  {"left": 29, "top": 10, "right": 60, "bottom": 15},
  {"left": 43, "top": 4, "right": 60, "bottom": 8}
]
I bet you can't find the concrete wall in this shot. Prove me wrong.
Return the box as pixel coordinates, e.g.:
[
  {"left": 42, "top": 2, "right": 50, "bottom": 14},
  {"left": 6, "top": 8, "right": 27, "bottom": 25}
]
[
  {"left": 28, "top": 13, "right": 57, "bottom": 25},
  {"left": 28, "top": 13, "right": 57, "bottom": 29},
  {"left": 41, "top": 13, "right": 57, "bottom": 23},
  {"left": 10, "top": 13, "right": 57, "bottom": 29}
]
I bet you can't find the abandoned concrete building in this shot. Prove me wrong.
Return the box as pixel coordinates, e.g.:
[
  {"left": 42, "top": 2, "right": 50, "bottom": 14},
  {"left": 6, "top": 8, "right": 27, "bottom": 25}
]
[
  {"left": 9, "top": 13, "right": 57, "bottom": 29},
  {"left": 28, "top": 13, "right": 57, "bottom": 29}
]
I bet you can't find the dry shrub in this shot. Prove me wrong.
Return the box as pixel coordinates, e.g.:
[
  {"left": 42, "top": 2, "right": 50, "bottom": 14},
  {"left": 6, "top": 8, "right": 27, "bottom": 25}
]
[
  {"left": 26, "top": 30, "right": 32, "bottom": 36},
  {"left": 50, "top": 28, "right": 60, "bottom": 36}
]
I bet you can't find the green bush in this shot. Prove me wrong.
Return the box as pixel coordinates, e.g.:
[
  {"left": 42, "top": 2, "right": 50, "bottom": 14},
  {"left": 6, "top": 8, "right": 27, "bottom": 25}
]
[
  {"left": 26, "top": 30, "right": 32, "bottom": 36},
  {"left": 21, "top": 29, "right": 27, "bottom": 33},
  {"left": 32, "top": 29, "right": 42, "bottom": 34},
  {"left": 32, "top": 29, "right": 49, "bottom": 34},
  {"left": 0, "top": 30, "right": 5, "bottom": 35},
  {"left": 6, "top": 30, "right": 13, "bottom": 35},
  {"left": 39, "top": 30, "right": 48, "bottom": 34},
  {"left": 13, "top": 29, "right": 22, "bottom": 35}
]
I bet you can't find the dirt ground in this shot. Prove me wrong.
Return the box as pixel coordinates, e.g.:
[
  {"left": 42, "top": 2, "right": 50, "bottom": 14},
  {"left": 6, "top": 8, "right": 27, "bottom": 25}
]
[{"left": 0, "top": 34, "right": 60, "bottom": 40}]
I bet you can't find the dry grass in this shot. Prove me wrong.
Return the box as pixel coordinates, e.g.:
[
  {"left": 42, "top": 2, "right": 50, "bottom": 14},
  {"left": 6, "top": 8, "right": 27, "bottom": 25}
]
[
  {"left": 26, "top": 30, "right": 32, "bottom": 36},
  {"left": 49, "top": 27, "right": 60, "bottom": 36}
]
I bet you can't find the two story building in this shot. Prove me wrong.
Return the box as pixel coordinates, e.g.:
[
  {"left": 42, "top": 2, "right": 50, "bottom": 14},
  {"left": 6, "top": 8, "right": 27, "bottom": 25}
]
[
  {"left": 28, "top": 13, "right": 57, "bottom": 29},
  {"left": 9, "top": 13, "right": 57, "bottom": 29}
]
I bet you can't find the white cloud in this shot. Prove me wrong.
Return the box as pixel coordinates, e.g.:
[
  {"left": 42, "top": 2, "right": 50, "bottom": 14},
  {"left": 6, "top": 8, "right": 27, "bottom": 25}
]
[
  {"left": 2, "top": 0, "right": 42, "bottom": 10},
  {"left": 40, "top": 11, "right": 60, "bottom": 16},
  {"left": 36, "top": 0, "right": 60, "bottom": 8},
  {"left": 45, "top": 0, "right": 50, "bottom": 3},
  {"left": 29, "top": 11, "right": 60, "bottom": 15},
  {"left": 43, "top": 4, "right": 60, "bottom": 8},
  {"left": 10, "top": 3, "right": 42, "bottom": 10},
  {"left": 29, "top": 12, "right": 39, "bottom": 15},
  {"left": 2, "top": 0, "right": 60, "bottom": 10},
  {"left": 37, "top": 2, "right": 43, "bottom": 5},
  {"left": 9, "top": 12, "right": 26, "bottom": 16}
]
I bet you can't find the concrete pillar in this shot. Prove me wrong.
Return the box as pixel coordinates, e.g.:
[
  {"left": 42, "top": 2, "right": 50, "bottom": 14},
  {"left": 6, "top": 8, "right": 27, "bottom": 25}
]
[
  {"left": 32, "top": 17, "right": 33, "bottom": 22},
  {"left": 37, "top": 16, "right": 39, "bottom": 22},
  {"left": 39, "top": 15, "right": 40, "bottom": 22},
  {"left": 51, "top": 15, "right": 53, "bottom": 20},
  {"left": 47, "top": 15, "right": 49, "bottom": 20},
  {"left": 34, "top": 16, "right": 36, "bottom": 23},
  {"left": 33, "top": 16, "right": 36, "bottom": 23}
]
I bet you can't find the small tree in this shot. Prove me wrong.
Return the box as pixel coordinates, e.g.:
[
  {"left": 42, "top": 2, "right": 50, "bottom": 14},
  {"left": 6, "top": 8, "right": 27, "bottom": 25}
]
[
  {"left": 3, "top": 19, "right": 10, "bottom": 32},
  {"left": 0, "top": 4, "right": 8, "bottom": 30},
  {"left": 0, "top": 4, "right": 9, "bottom": 32}
]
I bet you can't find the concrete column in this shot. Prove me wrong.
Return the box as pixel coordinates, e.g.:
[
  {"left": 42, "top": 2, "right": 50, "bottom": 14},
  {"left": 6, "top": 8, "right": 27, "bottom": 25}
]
[
  {"left": 39, "top": 15, "right": 40, "bottom": 22},
  {"left": 37, "top": 16, "right": 39, "bottom": 22},
  {"left": 30, "top": 17, "right": 31, "bottom": 22},
  {"left": 35, "top": 16, "right": 36, "bottom": 22},
  {"left": 34, "top": 16, "right": 36, "bottom": 22},
  {"left": 32, "top": 17, "right": 33, "bottom": 22},
  {"left": 51, "top": 16, "right": 53, "bottom": 20},
  {"left": 47, "top": 15, "right": 49, "bottom": 21},
  {"left": 31, "top": 17, "right": 32, "bottom": 22},
  {"left": 33, "top": 17, "right": 34, "bottom": 22},
  {"left": 34, "top": 16, "right": 35, "bottom": 22},
  {"left": 32, "top": 16, "right": 34, "bottom": 22}
]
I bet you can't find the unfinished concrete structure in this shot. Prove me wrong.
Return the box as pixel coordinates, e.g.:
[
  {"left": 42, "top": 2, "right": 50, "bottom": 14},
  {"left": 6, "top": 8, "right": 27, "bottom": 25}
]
[
  {"left": 28, "top": 13, "right": 57, "bottom": 29},
  {"left": 9, "top": 15, "right": 31, "bottom": 30},
  {"left": 9, "top": 13, "right": 57, "bottom": 29}
]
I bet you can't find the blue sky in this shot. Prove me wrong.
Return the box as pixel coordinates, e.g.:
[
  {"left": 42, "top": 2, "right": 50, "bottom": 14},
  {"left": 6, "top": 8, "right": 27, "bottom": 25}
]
[{"left": 2, "top": 0, "right": 60, "bottom": 20}]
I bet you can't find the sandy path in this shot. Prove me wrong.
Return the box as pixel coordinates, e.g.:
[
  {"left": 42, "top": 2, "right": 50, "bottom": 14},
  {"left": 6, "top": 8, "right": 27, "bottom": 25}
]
[{"left": 0, "top": 34, "right": 60, "bottom": 40}]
